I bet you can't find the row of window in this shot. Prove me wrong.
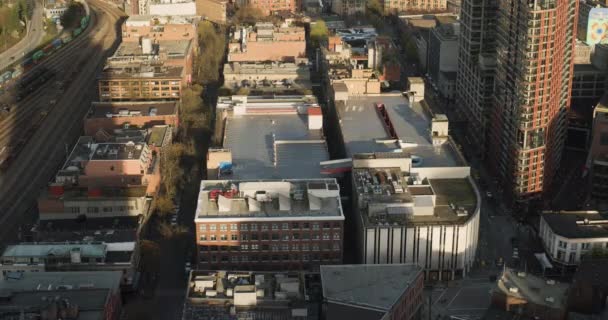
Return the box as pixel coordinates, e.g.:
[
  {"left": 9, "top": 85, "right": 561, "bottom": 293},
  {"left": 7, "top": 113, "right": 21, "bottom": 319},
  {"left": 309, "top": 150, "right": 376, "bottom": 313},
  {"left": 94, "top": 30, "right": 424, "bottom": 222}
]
[
  {"left": 199, "top": 221, "right": 340, "bottom": 232},
  {"left": 557, "top": 240, "right": 608, "bottom": 251},
  {"left": 200, "top": 243, "right": 340, "bottom": 252},
  {"left": 200, "top": 253, "right": 340, "bottom": 263},
  {"left": 199, "top": 232, "right": 341, "bottom": 242},
  {"left": 68, "top": 205, "right": 137, "bottom": 214}
]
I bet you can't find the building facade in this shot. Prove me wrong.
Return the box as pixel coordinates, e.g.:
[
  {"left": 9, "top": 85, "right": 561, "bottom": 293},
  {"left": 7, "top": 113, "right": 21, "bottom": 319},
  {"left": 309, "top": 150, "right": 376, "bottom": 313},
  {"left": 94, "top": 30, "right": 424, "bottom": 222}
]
[
  {"left": 235, "top": 0, "right": 296, "bottom": 15},
  {"left": 383, "top": 0, "right": 447, "bottom": 14},
  {"left": 428, "top": 21, "right": 460, "bottom": 101},
  {"left": 488, "top": 0, "right": 578, "bottom": 203},
  {"left": 194, "top": 179, "right": 344, "bottom": 271},
  {"left": 455, "top": 0, "right": 498, "bottom": 156},
  {"left": 539, "top": 210, "right": 608, "bottom": 267}
]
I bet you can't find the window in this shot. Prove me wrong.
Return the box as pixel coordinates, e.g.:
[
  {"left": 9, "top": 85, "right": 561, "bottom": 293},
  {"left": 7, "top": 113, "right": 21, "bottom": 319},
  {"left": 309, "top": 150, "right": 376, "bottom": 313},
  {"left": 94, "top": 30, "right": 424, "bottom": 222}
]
[
  {"left": 569, "top": 252, "right": 576, "bottom": 263},
  {"left": 271, "top": 245, "right": 279, "bottom": 252},
  {"left": 558, "top": 240, "right": 567, "bottom": 249},
  {"left": 69, "top": 207, "right": 80, "bottom": 214},
  {"left": 302, "top": 233, "right": 310, "bottom": 240},
  {"left": 251, "top": 224, "right": 258, "bottom": 231},
  {"left": 241, "top": 234, "right": 249, "bottom": 241},
  {"left": 261, "top": 224, "right": 269, "bottom": 231},
  {"left": 282, "top": 223, "right": 289, "bottom": 230},
  {"left": 200, "top": 235, "right": 207, "bottom": 241},
  {"left": 210, "top": 224, "right": 217, "bottom": 231},
  {"left": 230, "top": 224, "right": 238, "bottom": 231},
  {"left": 282, "top": 244, "right": 289, "bottom": 251},
  {"left": 282, "top": 234, "right": 289, "bottom": 241},
  {"left": 312, "top": 244, "right": 320, "bottom": 251},
  {"left": 220, "top": 224, "right": 228, "bottom": 231},
  {"left": 251, "top": 244, "right": 259, "bottom": 250},
  {"left": 333, "top": 233, "right": 340, "bottom": 240},
  {"left": 210, "top": 235, "right": 217, "bottom": 241},
  {"left": 323, "top": 233, "right": 330, "bottom": 240},
  {"left": 220, "top": 235, "right": 228, "bottom": 241},
  {"left": 231, "top": 234, "right": 238, "bottom": 241},
  {"left": 582, "top": 243, "right": 591, "bottom": 250},
  {"left": 312, "top": 223, "right": 320, "bottom": 230},
  {"left": 570, "top": 243, "right": 578, "bottom": 250},
  {"left": 272, "top": 233, "right": 279, "bottom": 241},
  {"left": 332, "top": 222, "right": 340, "bottom": 229},
  {"left": 103, "top": 207, "right": 112, "bottom": 213},
  {"left": 262, "top": 244, "right": 269, "bottom": 251},
  {"left": 241, "top": 245, "right": 249, "bottom": 251},
  {"left": 271, "top": 223, "right": 278, "bottom": 230},
  {"left": 302, "top": 244, "right": 309, "bottom": 251},
  {"left": 240, "top": 224, "right": 249, "bottom": 231},
  {"left": 292, "top": 233, "right": 300, "bottom": 240},
  {"left": 87, "top": 207, "right": 99, "bottom": 213},
  {"left": 557, "top": 250, "right": 565, "bottom": 261},
  {"left": 291, "top": 222, "right": 299, "bottom": 229},
  {"left": 230, "top": 256, "right": 238, "bottom": 262},
  {"left": 292, "top": 244, "right": 299, "bottom": 250},
  {"left": 312, "top": 234, "right": 320, "bottom": 240},
  {"left": 601, "top": 132, "right": 608, "bottom": 145},
  {"left": 322, "top": 222, "right": 330, "bottom": 229},
  {"left": 303, "top": 222, "right": 310, "bottom": 229},
  {"left": 262, "top": 233, "right": 269, "bottom": 240},
  {"left": 251, "top": 234, "right": 259, "bottom": 240},
  {"left": 199, "top": 225, "right": 207, "bottom": 231},
  {"left": 333, "top": 243, "right": 340, "bottom": 251}
]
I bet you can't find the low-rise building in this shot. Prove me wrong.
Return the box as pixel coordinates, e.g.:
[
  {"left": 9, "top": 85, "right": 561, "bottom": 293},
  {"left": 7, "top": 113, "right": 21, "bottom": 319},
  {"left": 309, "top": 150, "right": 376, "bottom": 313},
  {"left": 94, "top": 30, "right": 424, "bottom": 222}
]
[
  {"left": 223, "top": 61, "right": 312, "bottom": 92},
  {"left": 539, "top": 210, "right": 608, "bottom": 267},
  {"left": 228, "top": 22, "right": 306, "bottom": 63},
  {"left": 491, "top": 269, "right": 569, "bottom": 320},
  {"left": 0, "top": 242, "right": 136, "bottom": 276},
  {"left": 0, "top": 271, "right": 123, "bottom": 320},
  {"left": 121, "top": 15, "right": 198, "bottom": 44},
  {"left": 569, "top": 258, "right": 608, "bottom": 315},
  {"left": 43, "top": 0, "right": 68, "bottom": 19},
  {"left": 194, "top": 179, "right": 344, "bottom": 270},
  {"left": 333, "top": 95, "right": 480, "bottom": 280},
  {"left": 383, "top": 0, "right": 447, "bottom": 14},
  {"left": 209, "top": 95, "right": 328, "bottom": 180},
  {"left": 331, "top": 0, "right": 366, "bottom": 16},
  {"left": 195, "top": 0, "right": 227, "bottom": 24},
  {"left": 588, "top": 100, "right": 608, "bottom": 202},
  {"left": 84, "top": 101, "right": 179, "bottom": 137},
  {"left": 98, "top": 62, "right": 184, "bottom": 102},
  {"left": 320, "top": 264, "right": 424, "bottom": 320},
  {"left": 148, "top": 0, "right": 197, "bottom": 15},
  {"left": 235, "top": 0, "right": 296, "bottom": 15},
  {"left": 183, "top": 270, "right": 320, "bottom": 319}
]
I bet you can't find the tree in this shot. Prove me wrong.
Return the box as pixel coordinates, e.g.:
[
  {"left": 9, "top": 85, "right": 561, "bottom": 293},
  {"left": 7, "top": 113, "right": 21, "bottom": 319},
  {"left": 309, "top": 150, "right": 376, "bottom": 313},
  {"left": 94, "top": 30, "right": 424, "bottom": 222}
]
[
  {"left": 60, "top": 2, "right": 84, "bottom": 29},
  {"left": 154, "top": 194, "right": 174, "bottom": 217},
  {"left": 195, "top": 21, "right": 226, "bottom": 84},
  {"left": 138, "top": 240, "right": 161, "bottom": 273},
  {"left": 233, "top": 5, "right": 264, "bottom": 25},
  {"left": 310, "top": 20, "right": 329, "bottom": 48},
  {"left": 366, "top": 0, "right": 383, "bottom": 16},
  {"left": 160, "top": 144, "right": 186, "bottom": 197}
]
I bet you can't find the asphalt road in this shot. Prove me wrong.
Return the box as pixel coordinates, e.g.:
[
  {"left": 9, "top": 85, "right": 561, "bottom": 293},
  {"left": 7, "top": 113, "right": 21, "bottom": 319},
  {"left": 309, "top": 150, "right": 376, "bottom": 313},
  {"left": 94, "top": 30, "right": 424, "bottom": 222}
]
[
  {"left": 0, "top": 0, "right": 125, "bottom": 246},
  {"left": 0, "top": 0, "right": 46, "bottom": 71}
]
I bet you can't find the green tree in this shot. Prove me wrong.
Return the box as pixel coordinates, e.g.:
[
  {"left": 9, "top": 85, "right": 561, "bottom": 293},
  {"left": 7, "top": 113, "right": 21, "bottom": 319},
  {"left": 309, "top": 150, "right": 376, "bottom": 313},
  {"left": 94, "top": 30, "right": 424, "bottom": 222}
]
[
  {"left": 138, "top": 240, "right": 161, "bottom": 273},
  {"left": 154, "top": 194, "right": 174, "bottom": 217},
  {"left": 60, "top": 1, "right": 84, "bottom": 29},
  {"left": 233, "top": 5, "right": 264, "bottom": 25},
  {"left": 160, "top": 143, "right": 186, "bottom": 197},
  {"left": 310, "top": 20, "right": 328, "bottom": 48}
]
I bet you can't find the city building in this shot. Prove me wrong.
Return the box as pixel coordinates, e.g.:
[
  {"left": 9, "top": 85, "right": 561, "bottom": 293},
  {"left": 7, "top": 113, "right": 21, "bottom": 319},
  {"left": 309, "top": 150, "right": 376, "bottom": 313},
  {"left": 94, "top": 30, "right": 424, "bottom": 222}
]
[
  {"left": 568, "top": 258, "right": 608, "bottom": 315},
  {"left": 428, "top": 20, "right": 460, "bottom": 102},
  {"left": 331, "top": 0, "right": 365, "bottom": 16},
  {"left": 488, "top": 0, "right": 578, "bottom": 203},
  {"left": 455, "top": 0, "right": 497, "bottom": 156},
  {"left": 234, "top": 0, "right": 296, "bottom": 15},
  {"left": 98, "top": 62, "right": 184, "bottom": 102},
  {"left": 37, "top": 133, "right": 166, "bottom": 221},
  {"left": 320, "top": 264, "right": 424, "bottom": 320},
  {"left": 121, "top": 15, "right": 198, "bottom": 44},
  {"left": 228, "top": 22, "right": 306, "bottom": 63},
  {"left": 0, "top": 271, "right": 123, "bottom": 320},
  {"left": 223, "top": 61, "right": 312, "bottom": 92},
  {"left": 193, "top": 179, "right": 345, "bottom": 270},
  {"left": 539, "top": 210, "right": 608, "bottom": 267},
  {"left": 195, "top": 0, "right": 227, "bottom": 24},
  {"left": 331, "top": 94, "right": 480, "bottom": 280},
  {"left": 84, "top": 101, "right": 179, "bottom": 137},
  {"left": 208, "top": 95, "right": 328, "bottom": 180},
  {"left": 589, "top": 99, "right": 608, "bottom": 201},
  {"left": 578, "top": 2, "right": 608, "bottom": 46},
  {"left": 0, "top": 242, "right": 136, "bottom": 275},
  {"left": 383, "top": 0, "right": 447, "bottom": 14},
  {"left": 183, "top": 270, "right": 321, "bottom": 319},
  {"left": 491, "top": 269, "right": 569, "bottom": 320},
  {"left": 148, "top": 0, "right": 197, "bottom": 16},
  {"left": 43, "top": 0, "right": 68, "bottom": 19}
]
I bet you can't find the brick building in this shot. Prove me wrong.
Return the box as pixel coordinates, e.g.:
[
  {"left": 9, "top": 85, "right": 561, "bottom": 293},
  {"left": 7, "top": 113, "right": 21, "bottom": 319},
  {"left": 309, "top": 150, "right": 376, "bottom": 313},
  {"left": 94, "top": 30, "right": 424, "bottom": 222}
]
[
  {"left": 320, "top": 264, "right": 424, "bottom": 320},
  {"left": 121, "top": 15, "right": 198, "bottom": 45},
  {"left": 194, "top": 179, "right": 344, "bottom": 270},
  {"left": 228, "top": 22, "right": 306, "bottom": 62},
  {"left": 98, "top": 63, "right": 183, "bottom": 102},
  {"left": 235, "top": 0, "right": 296, "bottom": 15},
  {"left": 84, "top": 101, "right": 179, "bottom": 137}
]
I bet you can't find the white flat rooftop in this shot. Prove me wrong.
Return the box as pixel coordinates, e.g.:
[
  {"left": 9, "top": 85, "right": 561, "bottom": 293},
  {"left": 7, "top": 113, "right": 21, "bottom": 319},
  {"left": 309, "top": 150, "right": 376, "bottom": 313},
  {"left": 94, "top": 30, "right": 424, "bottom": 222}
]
[{"left": 336, "top": 95, "right": 464, "bottom": 167}]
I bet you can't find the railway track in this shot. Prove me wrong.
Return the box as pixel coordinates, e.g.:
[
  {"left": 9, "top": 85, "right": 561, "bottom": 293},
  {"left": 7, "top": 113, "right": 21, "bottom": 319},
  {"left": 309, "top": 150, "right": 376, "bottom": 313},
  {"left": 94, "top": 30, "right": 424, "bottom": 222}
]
[
  {"left": 0, "top": 1, "right": 124, "bottom": 151},
  {"left": 0, "top": 0, "right": 125, "bottom": 238}
]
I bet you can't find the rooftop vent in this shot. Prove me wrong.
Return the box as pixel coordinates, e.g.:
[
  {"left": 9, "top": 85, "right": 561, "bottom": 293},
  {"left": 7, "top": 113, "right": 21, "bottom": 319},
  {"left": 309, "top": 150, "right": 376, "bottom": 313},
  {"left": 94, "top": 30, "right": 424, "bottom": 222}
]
[{"left": 509, "top": 287, "right": 519, "bottom": 293}]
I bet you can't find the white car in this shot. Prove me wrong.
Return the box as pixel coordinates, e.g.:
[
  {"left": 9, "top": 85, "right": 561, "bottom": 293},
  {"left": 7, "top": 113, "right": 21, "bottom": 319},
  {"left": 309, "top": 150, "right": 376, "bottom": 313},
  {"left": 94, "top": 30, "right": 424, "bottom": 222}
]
[
  {"left": 486, "top": 191, "right": 493, "bottom": 198},
  {"left": 184, "top": 262, "right": 192, "bottom": 276}
]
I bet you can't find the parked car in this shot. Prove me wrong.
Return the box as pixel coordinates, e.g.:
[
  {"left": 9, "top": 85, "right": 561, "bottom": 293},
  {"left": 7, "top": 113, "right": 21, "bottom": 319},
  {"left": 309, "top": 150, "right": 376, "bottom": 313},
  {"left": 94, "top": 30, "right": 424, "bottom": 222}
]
[{"left": 486, "top": 191, "right": 493, "bottom": 198}]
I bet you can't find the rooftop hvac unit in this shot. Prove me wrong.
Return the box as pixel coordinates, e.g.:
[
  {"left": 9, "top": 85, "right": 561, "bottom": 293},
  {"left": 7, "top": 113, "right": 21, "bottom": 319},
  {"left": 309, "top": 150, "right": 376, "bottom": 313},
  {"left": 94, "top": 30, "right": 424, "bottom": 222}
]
[
  {"left": 545, "top": 297, "right": 554, "bottom": 303},
  {"left": 546, "top": 280, "right": 555, "bottom": 285},
  {"left": 509, "top": 287, "right": 519, "bottom": 293}
]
